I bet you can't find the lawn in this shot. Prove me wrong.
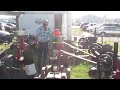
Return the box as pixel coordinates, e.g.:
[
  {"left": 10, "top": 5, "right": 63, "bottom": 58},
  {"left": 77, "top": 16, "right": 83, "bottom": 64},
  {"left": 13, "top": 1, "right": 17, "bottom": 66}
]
[
  {"left": 70, "top": 26, "right": 120, "bottom": 79},
  {"left": 0, "top": 38, "right": 16, "bottom": 54},
  {"left": 70, "top": 62, "right": 92, "bottom": 79},
  {"left": 71, "top": 26, "right": 82, "bottom": 36},
  {"left": 0, "top": 44, "right": 9, "bottom": 54}
]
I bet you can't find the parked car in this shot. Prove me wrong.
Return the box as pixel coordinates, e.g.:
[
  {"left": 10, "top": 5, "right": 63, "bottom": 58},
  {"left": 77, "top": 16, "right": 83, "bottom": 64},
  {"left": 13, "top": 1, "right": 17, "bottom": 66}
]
[
  {"left": 0, "top": 30, "right": 10, "bottom": 36},
  {"left": 101, "top": 23, "right": 120, "bottom": 28},
  {"left": 86, "top": 24, "right": 102, "bottom": 32},
  {"left": 80, "top": 23, "right": 89, "bottom": 29},
  {"left": 0, "top": 22, "right": 13, "bottom": 33},
  {"left": 83, "top": 23, "right": 96, "bottom": 31},
  {"left": 0, "top": 30, "right": 13, "bottom": 43},
  {"left": 93, "top": 26, "right": 120, "bottom": 36},
  {"left": 6, "top": 23, "right": 16, "bottom": 30}
]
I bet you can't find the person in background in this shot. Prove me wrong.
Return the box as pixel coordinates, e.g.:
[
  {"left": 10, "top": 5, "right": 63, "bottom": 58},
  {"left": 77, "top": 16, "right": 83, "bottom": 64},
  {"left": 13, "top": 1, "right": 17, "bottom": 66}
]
[{"left": 35, "top": 19, "right": 53, "bottom": 74}]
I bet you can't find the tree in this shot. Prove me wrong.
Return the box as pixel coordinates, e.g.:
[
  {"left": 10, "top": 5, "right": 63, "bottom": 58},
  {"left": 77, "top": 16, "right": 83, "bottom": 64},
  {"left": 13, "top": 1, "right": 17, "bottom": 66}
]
[{"left": 78, "top": 15, "right": 103, "bottom": 23}]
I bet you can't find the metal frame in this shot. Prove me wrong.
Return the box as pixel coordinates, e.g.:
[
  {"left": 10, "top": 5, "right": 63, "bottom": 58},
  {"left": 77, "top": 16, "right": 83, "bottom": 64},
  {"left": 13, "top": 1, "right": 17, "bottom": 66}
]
[{"left": 0, "top": 11, "right": 24, "bottom": 16}]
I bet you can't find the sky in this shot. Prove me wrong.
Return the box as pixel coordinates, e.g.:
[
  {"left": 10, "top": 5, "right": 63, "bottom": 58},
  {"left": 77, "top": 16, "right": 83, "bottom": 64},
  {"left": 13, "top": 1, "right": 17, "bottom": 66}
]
[
  {"left": 0, "top": 15, "right": 14, "bottom": 19},
  {"left": 70, "top": 11, "right": 120, "bottom": 19},
  {"left": 1, "top": 11, "right": 120, "bottom": 20}
]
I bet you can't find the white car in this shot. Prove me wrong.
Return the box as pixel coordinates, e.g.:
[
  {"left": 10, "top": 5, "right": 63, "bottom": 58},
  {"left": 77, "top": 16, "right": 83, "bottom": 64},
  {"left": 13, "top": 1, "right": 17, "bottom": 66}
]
[
  {"left": 0, "top": 22, "right": 13, "bottom": 33},
  {"left": 86, "top": 24, "right": 101, "bottom": 32},
  {"left": 0, "top": 22, "right": 11, "bottom": 29},
  {"left": 6, "top": 23, "right": 16, "bottom": 30},
  {"left": 93, "top": 26, "right": 120, "bottom": 36},
  {"left": 0, "top": 30, "right": 10, "bottom": 36},
  {"left": 84, "top": 23, "right": 96, "bottom": 31},
  {"left": 0, "top": 30, "right": 13, "bottom": 43}
]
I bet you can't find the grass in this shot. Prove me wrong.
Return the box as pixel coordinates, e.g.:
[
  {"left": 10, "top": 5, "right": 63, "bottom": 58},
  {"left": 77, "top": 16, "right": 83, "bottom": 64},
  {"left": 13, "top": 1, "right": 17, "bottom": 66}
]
[
  {"left": 70, "top": 62, "right": 92, "bottom": 79},
  {"left": 71, "top": 26, "right": 82, "bottom": 36},
  {"left": 70, "top": 27, "right": 120, "bottom": 79},
  {"left": 0, "top": 44, "right": 5, "bottom": 49},
  {"left": 0, "top": 44, "right": 9, "bottom": 54},
  {"left": 0, "top": 38, "right": 16, "bottom": 54}
]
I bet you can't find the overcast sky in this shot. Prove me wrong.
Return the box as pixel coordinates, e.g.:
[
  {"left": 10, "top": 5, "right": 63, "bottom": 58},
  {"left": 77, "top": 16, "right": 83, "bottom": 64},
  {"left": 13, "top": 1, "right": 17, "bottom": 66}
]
[
  {"left": 0, "top": 15, "right": 14, "bottom": 19},
  {"left": 70, "top": 11, "right": 120, "bottom": 19},
  {"left": 1, "top": 11, "right": 120, "bottom": 20}
]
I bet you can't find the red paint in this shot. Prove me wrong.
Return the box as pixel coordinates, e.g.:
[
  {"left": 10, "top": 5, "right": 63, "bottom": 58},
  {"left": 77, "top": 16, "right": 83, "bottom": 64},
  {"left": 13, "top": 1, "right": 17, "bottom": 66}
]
[
  {"left": 53, "top": 29, "right": 64, "bottom": 56},
  {"left": 19, "top": 36, "right": 25, "bottom": 49},
  {"left": 112, "top": 60, "right": 120, "bottom": 79},
  {"left": 53, "top": 29, "right": 62, "bottom": 36},
  {"left": 16, "top": 46, "right": 21, "bottom": 60},
  {"left": 16, "top": 36, "right": 30, "bottom": 61},
  {"left": 113, "top": 71, "right": 120, "bottom": 79},
  {"left": 19, "top": 36, "right": 30, "bottom": 50},
  {"left": 23, "top": 42, "right": 30, "bottom": 50}
]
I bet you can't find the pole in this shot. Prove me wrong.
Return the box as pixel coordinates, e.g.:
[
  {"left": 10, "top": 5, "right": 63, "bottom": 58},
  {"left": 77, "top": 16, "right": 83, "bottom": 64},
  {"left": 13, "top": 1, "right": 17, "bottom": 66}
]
[
  {"left": 113, "top": 42, "right": 118, "bottom": 71},
  {"left": 94, "top": 28, "right": 96, "bottom": 37},
  {"left": 16, "top": 15, "right": 20, "bottom": 44},
  {"left": 16, "top": 15, "right": 20, "bottom": 31},
  {"left": 101, "top": 36, "right": 103, "bottom": 45}
]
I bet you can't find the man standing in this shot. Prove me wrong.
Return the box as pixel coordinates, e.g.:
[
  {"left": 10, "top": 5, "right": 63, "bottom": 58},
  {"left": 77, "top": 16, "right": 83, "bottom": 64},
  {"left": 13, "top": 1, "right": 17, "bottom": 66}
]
[{"left": 35, "top": 19, "right": 52, "bottom": 74}]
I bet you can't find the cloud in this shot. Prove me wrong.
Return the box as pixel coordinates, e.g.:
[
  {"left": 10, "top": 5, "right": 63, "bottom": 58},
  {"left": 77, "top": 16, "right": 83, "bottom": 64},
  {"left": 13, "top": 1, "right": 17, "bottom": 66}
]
[{"left": 70, "top": 11, "right": 120, "bottom": 19}]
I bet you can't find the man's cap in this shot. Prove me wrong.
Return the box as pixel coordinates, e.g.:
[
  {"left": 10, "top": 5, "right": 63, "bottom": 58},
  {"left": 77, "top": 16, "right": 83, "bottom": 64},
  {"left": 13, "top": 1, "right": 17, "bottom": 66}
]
[{"left": 43, "top": 19, "right": 49, "bottom": 23}]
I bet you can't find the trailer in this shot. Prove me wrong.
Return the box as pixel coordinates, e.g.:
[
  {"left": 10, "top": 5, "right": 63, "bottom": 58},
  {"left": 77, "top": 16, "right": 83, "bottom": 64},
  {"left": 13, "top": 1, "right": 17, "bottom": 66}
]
[{"left": 19, "top": 11, "right": 72, "bottom": 40}]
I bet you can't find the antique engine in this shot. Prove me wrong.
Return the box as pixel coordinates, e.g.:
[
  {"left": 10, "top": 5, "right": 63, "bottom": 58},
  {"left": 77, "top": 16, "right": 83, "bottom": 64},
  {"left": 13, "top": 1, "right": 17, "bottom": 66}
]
[{"left": 40, "top": 29, "right": 71, "bottom": 79}]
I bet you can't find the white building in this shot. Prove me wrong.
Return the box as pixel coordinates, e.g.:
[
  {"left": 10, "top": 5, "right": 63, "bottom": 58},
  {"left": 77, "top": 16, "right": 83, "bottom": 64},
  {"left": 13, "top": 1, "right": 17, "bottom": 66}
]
[{"left": 19, "top": 11, "right": 72, "bottom": 40}]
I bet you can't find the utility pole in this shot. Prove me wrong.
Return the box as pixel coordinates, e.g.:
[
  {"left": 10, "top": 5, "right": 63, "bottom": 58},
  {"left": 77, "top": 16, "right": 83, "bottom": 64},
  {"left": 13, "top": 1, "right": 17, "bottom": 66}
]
[
  {"left": 16, "top": 15, "right": 20, "bottom": 31},
  {"left": 103, "top": 14, "right": 106, "bottom": 23}
]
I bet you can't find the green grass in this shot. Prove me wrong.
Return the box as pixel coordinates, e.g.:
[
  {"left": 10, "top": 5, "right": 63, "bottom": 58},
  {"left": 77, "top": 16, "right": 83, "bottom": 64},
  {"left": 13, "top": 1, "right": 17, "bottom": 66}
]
[
  {"left": 0, "top": 44, "right": 8, "bottom": 53},
  {"left": 71, "top": 27, "right": 82, "bottom": 36},
  {"left": 70, "top": 62, "right": 92, "bottom": 79},
  {"left": 0, "top": 38, "right": 16, "bottom": 54},
  {"left": 0, "top": 44, "right": 5, "bottom": 49}
]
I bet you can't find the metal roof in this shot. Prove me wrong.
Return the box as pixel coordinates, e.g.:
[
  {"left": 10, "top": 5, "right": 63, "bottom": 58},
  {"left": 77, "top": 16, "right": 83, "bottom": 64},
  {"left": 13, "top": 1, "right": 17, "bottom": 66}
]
[{"left": 0, "top": 11, "right": 25, "bottom": 16}]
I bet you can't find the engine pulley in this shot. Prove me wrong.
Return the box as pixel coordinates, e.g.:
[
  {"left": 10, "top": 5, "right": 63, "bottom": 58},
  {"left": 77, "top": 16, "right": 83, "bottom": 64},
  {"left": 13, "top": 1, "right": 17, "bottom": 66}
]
[
  {"left": 99, "top": 54, "right": 113, "bottom": 71},
  {"left": 88, "top": 43, "right": 103, "bottom": 56}
]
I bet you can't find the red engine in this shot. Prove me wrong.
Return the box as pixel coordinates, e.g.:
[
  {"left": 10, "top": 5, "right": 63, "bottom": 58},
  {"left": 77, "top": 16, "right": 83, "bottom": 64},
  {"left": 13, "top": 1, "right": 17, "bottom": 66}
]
[
  {"left": 53, "top": 29, "right": 62, "bottom": 36},
  {"left": 53, "top": 29, "right": 64, "bottom": 56}
]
